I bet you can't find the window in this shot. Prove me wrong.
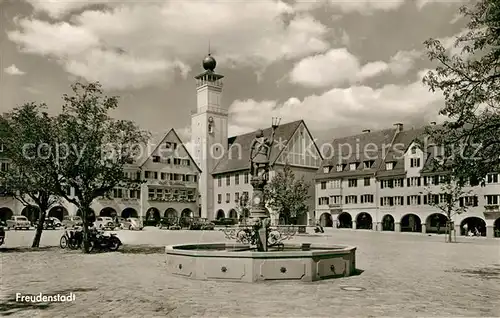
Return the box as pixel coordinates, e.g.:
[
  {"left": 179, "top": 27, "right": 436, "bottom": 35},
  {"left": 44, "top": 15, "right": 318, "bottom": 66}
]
[
  {"left": 144, "top": 171, "right": 158, "bottom": 179},
  {"left": 161, "top": 173, "right": 167, "bottom": 180},
  {"left": 394, "top": 196, "right": 404, "bottom": 205},
  {"left": 385, "top": 162, "right": 394, "bottom": 170},
  {"left": 410, "top": 158, "right": 421, "bottom": 168},
  {"left": 345, "top": 195, "right": 357, "bottom": 204},
  {"left": 323, "top": 167, "right": 330, "bottom": 173},
  {"left": 411, "top": 147, "right": 417, "bottom": 155},
  {"left": 364, "top": 177, "right": 370, "bottom": 186},
  {"left": 394, "top": 179, "right": 404, "bottom": 187},
  {"left": 113, "top": 189, "right": 123, "bottom": 198},
  {"left": 165, "top": 142, "right": 172, "bottom": 149},
  {"left": 235, "top": 192, "right": 240, "bottom": 202},
  {"left": 329, "top": 179, "right": 341, "bottom": 189},
  {"left": 380, "top": 197, "right": 394, "bottom": 206},
  {"left": 217, "top": 194, "right": 222, "bottom": 204},
  {"left": 174, "top": 158, "right": 181, "bottom": 165},
  {"left": 360, "top": 194, "right": 374, "bottom": 203},
  {"left": 329, "top": 195, "right": 342, "bottom": 205},
  {"left": 380, "top": 179, "right": 394, "bottom": 189},
  {"left": 318, "top": 197, "right": 329, "bottom": 205},
  {"left": 336, "top": 164, "right": 343, "bottom": 172},
  {"left": 242, "top": 191, "right": 249, "bottom": 201},
  {"left": 0, "top": 162, "right": 10, "bottom": 172},
  {"left": 225, "top": 193, "right": 230, "bottom": 203},
  {"left": 349, "top": 163, "right": 357, "bottom": 171},
  {"left": 226, "top": 175, "right": 230, "bottom": 186},
  {"left": 321, "top": 181, "right": 327, "bottom": 190},
  {"left": 152, "top": 156, "right": 160, "bottom": 163},
  {"left": 485, "top": 195, "right": 499, "bottom": 205},
  {"left": 148, "top": 189, "right": 155, "bottom": 199},
  {"left": 135, "top": 171, "right": 141, "bottom": 180},
  {"left": 407, "top": 177, "right": 421, "bottom": 187},
  {"left": 460, "top": 196, "right": 478, "bottom": 207},
  {"left": 234, "top": 174, "right": 240, "bottom": 185},
  {"left": 487, "top": 174, "right": 499, "bottom": 184},
  {"left": 407, "top": 195, "right": 421, "bottom": 205},
  {"left": 244, "top": 173, "right": 249, "bottom": 184},
  {"left": 348, "top": 179, "right": 357, "bottom": 187},
  {"left": 363, "top": 160, "right": 374, "bottom": 169},
  {"left": 218, "top": 176, "right": 222, "bottom": 187}
]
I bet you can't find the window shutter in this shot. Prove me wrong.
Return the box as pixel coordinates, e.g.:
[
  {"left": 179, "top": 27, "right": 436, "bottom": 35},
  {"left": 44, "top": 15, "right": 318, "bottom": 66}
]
[
  {"left": 407, "top": 196, "right": 410, "bottom": 205},
  {"left": 417, "top": 177, "right": 421, "bottom": 186},
  {"left": 459, "top": 197, "right": 464, "bottom": 207},
  {"left": 473, "top": 196, "right": 478, "bottom": 207},
  {"left": 380, "top": 198, "right": 383, "bottom": 206},
  {"left": 417, "top": 195, "right": 421, "bottom": 205},
  {"left": 407, "top": 178, "right": 410, "bottom": 187}
]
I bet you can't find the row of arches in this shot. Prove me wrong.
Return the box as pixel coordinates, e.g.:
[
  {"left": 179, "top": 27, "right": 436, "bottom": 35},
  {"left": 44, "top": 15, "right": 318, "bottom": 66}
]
[
  {"left": 215, "top": 209, "right": 248, "bottom": 220},
  {"left": 319, "top": 212, "right": 500, "bottom": 237},
  {"left": 0, "top": 206, "right": 143, "bottom": 222},
  {"left": 144, "top": 207, "right": 194, "bottom": 222}
]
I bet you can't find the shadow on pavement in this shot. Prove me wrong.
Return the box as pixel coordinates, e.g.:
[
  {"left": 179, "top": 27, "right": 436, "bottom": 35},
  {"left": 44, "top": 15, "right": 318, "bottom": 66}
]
[
  {"left": 0, "top": 246, "right": 59, "bottom": 253},
  {"left": 118, "top": 245, "right": 164, "bottom": 254}
]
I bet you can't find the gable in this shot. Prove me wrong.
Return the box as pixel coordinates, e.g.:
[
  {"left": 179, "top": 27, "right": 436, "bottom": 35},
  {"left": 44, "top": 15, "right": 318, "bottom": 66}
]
[
  {"left": 274, "top": 122, "right": 322, "bottom": 168},
  {"left": 141, "top": 129, "right": 201, "bottom": 173}
]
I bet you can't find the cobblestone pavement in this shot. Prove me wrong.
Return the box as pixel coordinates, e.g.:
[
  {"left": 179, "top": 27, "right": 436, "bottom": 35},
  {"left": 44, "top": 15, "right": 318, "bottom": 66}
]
[{"left": 1, "top": 229, "right": 500, "bottom": 317}]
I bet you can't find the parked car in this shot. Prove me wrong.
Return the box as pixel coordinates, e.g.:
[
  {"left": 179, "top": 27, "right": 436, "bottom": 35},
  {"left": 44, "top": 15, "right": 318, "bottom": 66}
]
[
  {"left": 158, "top": 217, "right": 177, "bottom": 229},
  {"left": 93, "top": 217, "right": 115, "bottom": 230},
  {"left": 62, "top": 216, "right": 83, "bottom": 229},
  {"left": 124, "top": 218, "right": 143, "bottom": 230},
  {"left": 43, "top": 218, "right": 57, "bottom": 230},
  {"left": 48, "top": 217, "right": 63, "bottom": 228},
  {"left": 6, "top": 216, "right": 31, "bottom": 230}
]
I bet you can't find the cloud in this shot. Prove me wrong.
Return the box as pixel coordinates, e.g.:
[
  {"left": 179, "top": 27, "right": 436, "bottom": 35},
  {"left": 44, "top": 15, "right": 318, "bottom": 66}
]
[
  {"left": 4, "top": 64, "right": 25, "bottom": 75},
  {"left": 289, "top": 48, "right": 421, "bottom": 88},
  {"left": 23, "top": 0, "right": 114, "bottom": 19},
  {"left": 229, "top": 70, "right": 445, "bottom": 135},
  {"left": 416, "top": 0, "right": 469, "bottom": 10},
  {"left": 9, "top": 1, "right": 330, "bottom": 90},
  {"left": 296, "top": 0, "right": 405, "bottom": 14}
]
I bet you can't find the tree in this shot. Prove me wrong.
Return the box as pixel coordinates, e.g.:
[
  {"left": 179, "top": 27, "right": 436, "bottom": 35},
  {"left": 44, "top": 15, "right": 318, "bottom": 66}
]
[
  {"left": 53, "top": 82, "right": 149, "bottom": 252},
  {"left": 423, "top": 0, "right": 500, "bottom": 186},
  {"left": 264, "top": 164, "right": 310, "bottom": 225},
  {"left": 420, "top": 174, "right": 472, "bottom": 243},
  {"left": 0, "top": 103, "right": 61, "bottom": 247}
]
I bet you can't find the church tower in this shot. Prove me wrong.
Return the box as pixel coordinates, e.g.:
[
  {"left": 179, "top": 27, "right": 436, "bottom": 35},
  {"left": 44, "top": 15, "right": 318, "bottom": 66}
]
[{"left": 191, "top": 53, "right": 228, "bottom": 220}]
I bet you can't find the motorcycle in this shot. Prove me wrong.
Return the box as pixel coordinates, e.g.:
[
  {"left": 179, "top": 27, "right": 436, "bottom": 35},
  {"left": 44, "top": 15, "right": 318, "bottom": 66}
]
[
  {"left": 60, "top": 228, "right": 83, "bottom": 250},
  {"left": 88, "top": 228, "right": 121, "bottom": 252}
]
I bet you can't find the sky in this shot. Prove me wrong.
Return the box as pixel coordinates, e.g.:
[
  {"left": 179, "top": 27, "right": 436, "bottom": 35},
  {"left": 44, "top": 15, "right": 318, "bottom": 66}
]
[{"left": 0, "top": 0, "right": 470, "bottom": 147}]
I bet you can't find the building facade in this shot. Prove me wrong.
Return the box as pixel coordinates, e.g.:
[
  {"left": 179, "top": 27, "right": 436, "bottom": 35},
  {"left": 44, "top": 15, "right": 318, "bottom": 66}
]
[
  {"left": 314, "top": 123, "right": 500, "bottom": 238},
  {"left": 0, "top": 129, "right": 201, "bottom": 224},
  {"left": 190, "top": 55, "right": 323, "bottom": 224}
]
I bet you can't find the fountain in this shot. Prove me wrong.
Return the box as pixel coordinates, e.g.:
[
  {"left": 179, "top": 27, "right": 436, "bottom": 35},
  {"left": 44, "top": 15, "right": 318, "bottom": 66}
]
[{"left": 165, "top": 118, "right": 357, "bottom": 282}]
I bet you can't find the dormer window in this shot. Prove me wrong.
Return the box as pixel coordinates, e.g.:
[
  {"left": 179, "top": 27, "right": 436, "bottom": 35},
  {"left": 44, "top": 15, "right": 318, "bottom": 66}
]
[
  {"left": 323, "top": 166, "right": 330, "bottom": 173},
  {"left": 336, "top": 164, "right": 342, "bottom": 172},
  {"left": 386, "top": 162, "right": 394, "bottom": 170},
  {"left": 349, "top": 163, "right": 357, "bottom": 171},
  {"left": 410, "top": 158, "right": 420, "bottom": 168},
  {"left": 363, "top": 160, "right": 374, "bottom": 169}
]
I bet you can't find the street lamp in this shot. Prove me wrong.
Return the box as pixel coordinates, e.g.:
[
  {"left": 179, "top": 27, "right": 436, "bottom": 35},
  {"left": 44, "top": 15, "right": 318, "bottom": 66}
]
[{"left": 272, "top": 117, "right": 281, "bottom": 129}]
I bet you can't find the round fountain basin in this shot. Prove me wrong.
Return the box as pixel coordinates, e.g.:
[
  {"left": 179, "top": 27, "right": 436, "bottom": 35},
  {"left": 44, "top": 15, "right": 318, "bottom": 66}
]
[{"left": 165, "top": 243, "right": 357, "bottom": 283}]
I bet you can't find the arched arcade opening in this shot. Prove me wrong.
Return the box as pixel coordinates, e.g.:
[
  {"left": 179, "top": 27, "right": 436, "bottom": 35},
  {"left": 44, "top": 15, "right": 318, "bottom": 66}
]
[
  {"left": 319, "top": 213, "right": 333, "bottom": 227},
  {"left": 356, "top": 212, "right": 373, "bottom": 230},
  {"left": 337, "top": 212, "right": 352, "bottom": 228},
  {"left": 122, "top": 208, "right": 138, "bottom": 218},
  {"left": 426, "top": 213, "right": 448, "bottom": 234},
  {"left": 460, "top": 217, "right": 486, "bottom": 236},
  {"left": 145, "top": 207, "right": 161, "bottom": 226},
  {"left": 381, "top": 214, "right": 394, "bottom": 231},
  {"left": 216, "top": 209, "right": 225, "bottom": 220},
  {"left": 21, "top": 205, "right": 40, "bottom": 223},
  {"left": 48, "top": 206, "right": 69, "bottom": 222},
  {"left": 164, "top": 208, "right": 177, "bottom": 219},
  {"left": 181, "top": 208, "right": 193, "bottom": 218},
  {"left": 100, "top": 207, "right": 117, "bottom": 218},
  {"left": 401, "top": 214, "right": 422, "bottom": 232},
  {"left": 0, "top": 207, "right": 13, "bottom": 222},
  {"left": 494, "top": 218, "right": 500, "bottom": 238},
  {"left": 228, "top": 209, "right": 237, "bottom": 220}
]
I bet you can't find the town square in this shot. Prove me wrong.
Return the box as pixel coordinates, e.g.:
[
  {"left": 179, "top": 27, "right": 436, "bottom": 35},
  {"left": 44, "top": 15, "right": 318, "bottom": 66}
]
[{"left": 1, "top": 0, "right": 500, "bottom": 317}]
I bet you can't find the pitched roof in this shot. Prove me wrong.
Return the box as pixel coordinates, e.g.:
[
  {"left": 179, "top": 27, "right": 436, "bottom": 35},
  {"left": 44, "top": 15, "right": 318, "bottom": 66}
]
[
  {"left": 212, "top": 120, "right": 303, "bottom": 174},
  {"left": 134, "top": 128, "right": 201, "bottom": 173},
  {"left": 377, "top": 127, "right": 426, "bottom": 178},
  {"left": 316, "top": 128, "right": 396, "bottom": 178}
]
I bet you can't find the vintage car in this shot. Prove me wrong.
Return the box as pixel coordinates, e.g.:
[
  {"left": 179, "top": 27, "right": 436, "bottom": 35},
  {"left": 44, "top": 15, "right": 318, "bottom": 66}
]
[
  {"left": 123, "top": 217, "right": 143, "bottom": 230},
  {"left": 62, "top": 216, "right": 83, "bottom": 229},
  {"left": 93, "top": 217, "right": 116, "bottom": 230},
  {"left": 6, "top": 216, "right": 31, "bottom": 230}
]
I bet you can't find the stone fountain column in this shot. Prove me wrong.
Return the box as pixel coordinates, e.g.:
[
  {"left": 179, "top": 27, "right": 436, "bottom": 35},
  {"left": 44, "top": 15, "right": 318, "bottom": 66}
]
[{"left": 250, "top": 176, "right": 269, "bottom": 252}]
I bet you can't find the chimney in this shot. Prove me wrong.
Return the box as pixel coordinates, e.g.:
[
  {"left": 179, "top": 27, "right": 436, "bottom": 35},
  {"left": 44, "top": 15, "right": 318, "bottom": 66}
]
[
  {"left": 430, "top": 121, "right": 436, "bottom": 125},
  {"left": 393, "top": 123, "right": 403, "bottom": 132},
  {"left": 362, "top": 129, "right": 371, "bottom": 133}
]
